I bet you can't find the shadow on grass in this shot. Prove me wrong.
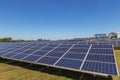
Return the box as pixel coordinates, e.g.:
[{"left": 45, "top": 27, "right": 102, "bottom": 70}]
[{"left": 0, "top": 58, "right": 112, "bottom": 80}]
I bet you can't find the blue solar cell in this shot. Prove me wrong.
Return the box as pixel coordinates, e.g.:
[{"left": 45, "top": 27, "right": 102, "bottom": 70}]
[
  {"left": 63, "top": 53, "right": 85, "bottom": 60},
  {"left": 20, "top": 49, "right": 36, "bottom": 54},
  {"left": 46, "top": 51, "right": 65, "bottom": 57},
  {"left": 88, "top": 42, "right": 97, "bottom": 45},
  {"left": 89, "top": 49, "right": 113, "bottom": 55},
  {"left": 69, "top": 48, "right": 88, "bottom": 53},
  {"left": 53, "top": 47, "right": 69, "bottom": 52},
  {"left": 77, "top": 42, "right": 87, "bottom": 44},
  {"left": 12, "top": 54, "right": 27, "bottom": 59},
  {"left": 86, "top": 54, "right": 115, "bottom": 63},
  {"left": 33, "top": 50, "right": 48, "bottom": 56},
  {"left": 30, "top": 46, "right": 42, "bottom": 50},
  {"left": 47, "top": 45, "right": 58, "bottom": 47},
  {"left": 82, "top": 61, "right": 118, "bottom": 75},
  {"left": 91, "top": 45, "right": 112, "bottom": 48},
  {"left": 41, "top": 47, "right": 54, "bottom": 51},
  {"left": 56, "top": 59, "right": 82, "bottom": 69},
  {"left": 23, "top": 55, "right": 41, "bottom": 62},
  {"left": 99, "top": 42, "right": 110, "bottom": 45},
  {"left": 12, "top": 49, "right": 26, "bottom": 53},
  {"left": 3, "top": 53, "right": 16, "bottom": 57},
  {"left": 59, "top": 44, "right": 72, "bottom": 48},
  {"left": 37, "top": 57, "right": 59, "bottom": 65},
  {"left": 118, "top": 42, "right": 120, "bottom": 46},
  {"left": 5, "top": 49, "right": 17, "bottom": 52},
  {"left": 73, "top": 45, "right": 90, "bottom": 48}
]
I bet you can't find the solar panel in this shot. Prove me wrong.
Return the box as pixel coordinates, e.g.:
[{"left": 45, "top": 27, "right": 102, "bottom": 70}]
[{"left": 0, "top": 42, "right": 118, "bottom": 76}]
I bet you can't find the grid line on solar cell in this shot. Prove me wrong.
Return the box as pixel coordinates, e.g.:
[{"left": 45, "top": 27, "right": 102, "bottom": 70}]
[
  {"left": 45, "top": 51, "right": 65, "bottom": 57},
  {"left": 12, "top": 54, "right": 27, "bottom": 59},
  {"left": 91, "top": 45, "right": 112, "bottom": 49},
  {"left": 53, "top": 44, "right": 75, "bottom": 66},
  {"left": 37, "top": 56, "right": 59, "bottom": 65},
  {"left": 81, "top": 61, "right": 117, "bottom": 75},
  {"left": 79, "top": 44, "right": 92, "bottom": 70},
  {"left": 68, "top": 48, "right": 88, "bottom": 53},
  {"left": 89, "top": 49, "right": 113, "bottom": 55},
  {"left": 21, "top": 45, "right": 49, "bottom": 60},
  {"left": 0, "top": 43, "right": 27, "bottom": 56},
  {"left": 63, "top": 53, "right": 85, "bottom": 60},
  {"left": 56, "top": 58, "right": 82, "bottom": 69},
  {"left": 35, "top": 42, "right": 63, "bottom": 63},
  {"left": 10, "top": 43, "right": 39, "bottom": 58},
  {"left": 86, "top": 54, "right": 115, "bottom": 63},
  {"left": 72, "top": 45, "right": 90, "bottom": 49},
  {"left": 23, "top": 55, "right": 41, "bottom": 62},
  {"left": 52, "top": 47, "right": 70, "bottom": 52}
]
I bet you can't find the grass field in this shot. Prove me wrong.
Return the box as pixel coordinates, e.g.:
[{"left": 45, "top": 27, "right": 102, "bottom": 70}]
[{"left": 0, "top": 50, "right": 120, "bottom": 80}]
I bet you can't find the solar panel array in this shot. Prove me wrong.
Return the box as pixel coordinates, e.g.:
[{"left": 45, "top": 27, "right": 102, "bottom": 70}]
[
  {"left": 0, "top": 42, "right": 119, "bottom": 76},
  {"left": 62, "top": 41, "right": 120, "bottom": 47}
]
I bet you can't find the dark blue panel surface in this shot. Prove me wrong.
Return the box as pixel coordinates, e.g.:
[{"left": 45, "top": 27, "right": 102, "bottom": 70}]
[
  {"left": 86, "top": 54, "right": 115, "bottom": 63},
  {"left": 0, "top": 51, "right": 7, "bottom": 56},
  {"left": 20, "top": 49, "right": 36, "bottom": 54},
  {"left": 46, "top": 51, "right": 65, "bottom": 57},
  {"left": 33, "top": 50, "right": 48, "bottom": 56},
  {"left": 37, "top": 57, "right": 59, "bottom": 65},
  {"left": 69, "top": 48, "right": 88, "bottom": 53},
  {"left": 12, "top": 49, "right": 26, "bottom": 53},
  {"left": 73, "top": 45, "right": 90, "bottom": 48},
  {"left": 41, "top": 47, "right": 54, "bottom": 51},
  {"left": 82, "top": 61, "right": 117, "bottom": 75},
  {"left": 88, "top": 42, "right": 97, "bottom": 45},
  {"left": 47, "top": 45, "right": 58, "bottom": 47},
  {"left": 63, "top": 53, "right": 85, "bottom": 60},
  {"left": 30, "top": 46, "right": 42, "bottom": 50},
  {"left": 56, "top": 58, "right": 82, "bottom": 69},
  {"left": 12, "top": 54, "right": 27, "bottom": 59},
  {"left": 89, "top": 49, "right": 113, "bottom": 55},
  {"left": 53, "top": 47, "right": 69, "bottom": 52},
  {"left": 91, "top": 45, "right": 112, "bottom": 48},
  {"left": 3, "top": 53, "right": 16, "bottom": 57},
  {"left": 23, "top": 55, "right": 41, "bottom": 62},
  {"left": 59, "top": 44, "right": 72, "bottom": 48}
]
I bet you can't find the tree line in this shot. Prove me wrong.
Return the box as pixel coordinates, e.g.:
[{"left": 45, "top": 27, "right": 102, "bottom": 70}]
[{"left": 0, "top": 37, "right": 48, "bottom": 42}]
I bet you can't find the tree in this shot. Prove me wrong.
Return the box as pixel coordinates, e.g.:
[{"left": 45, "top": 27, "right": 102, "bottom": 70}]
[{"left": 0, "top": 37, "right": 12, "bottom": 42}]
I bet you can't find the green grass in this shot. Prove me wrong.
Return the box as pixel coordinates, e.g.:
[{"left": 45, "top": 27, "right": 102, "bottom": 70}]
[
  {"left": 0, "top": 50, "right": 120, "bottom": 80},
  {"left": 112, "top": 50, "right": 120, "bottom": 80}
]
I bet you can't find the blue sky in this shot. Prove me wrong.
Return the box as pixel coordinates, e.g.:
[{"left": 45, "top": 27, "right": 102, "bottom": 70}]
[{"left": 0, "top": 0, "right": 120, "bottom": 40}]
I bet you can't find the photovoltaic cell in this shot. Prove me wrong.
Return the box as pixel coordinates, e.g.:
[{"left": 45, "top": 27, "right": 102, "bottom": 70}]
[
  {"left": 86, "top": 54, "right": 115, "bottom": 63},
  {"left": 91, "top": 45, "right": 112, "bottom": 49},
  {"left": 46, "top": 51, "right": 65, "bottom": 57},
  {"left": 56, "top": 58, "right": 82, "bottom": 69},
  {"left": 12, "top": 54, "right": 27, "bottom": 59},
  {"left": 82, "top": 61, "right": 117, "bottom": 75},
  {"left": 32, "top": 50, "right": 48, "bottom": 56},
  {"left": 63, "top": 53, "right": 85, "bottom": 60},
  {"left": 23, "top": 55, "right": 41, "bottom": 62},
  {"left": 89, "top": 49, "right": 113, "bottom": 55},
  {"left": 69, "top": 48, "right": 88, "bottom": 53},
  {"left": 37, "top": 57, "right": 59, "bottom": 65}
]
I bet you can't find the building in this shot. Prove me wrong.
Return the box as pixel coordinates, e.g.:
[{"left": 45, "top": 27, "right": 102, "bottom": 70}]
[
  {"left": 117, "top": 32, "right": 120, "bottom": 38},
  {"left": 108, "top": 32, "right": 117, "bottom": 39},
  {"left": 94, "top": 34, "right": 107, "bottom": 40}
]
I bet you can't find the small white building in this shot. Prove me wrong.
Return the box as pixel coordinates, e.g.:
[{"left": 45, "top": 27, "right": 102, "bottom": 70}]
[
  {"left": 117, "top": 32, "right": 120, "bottom": 38},
  {"left": 108, "top": 32, "right": 120, "bottom": 39}
]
